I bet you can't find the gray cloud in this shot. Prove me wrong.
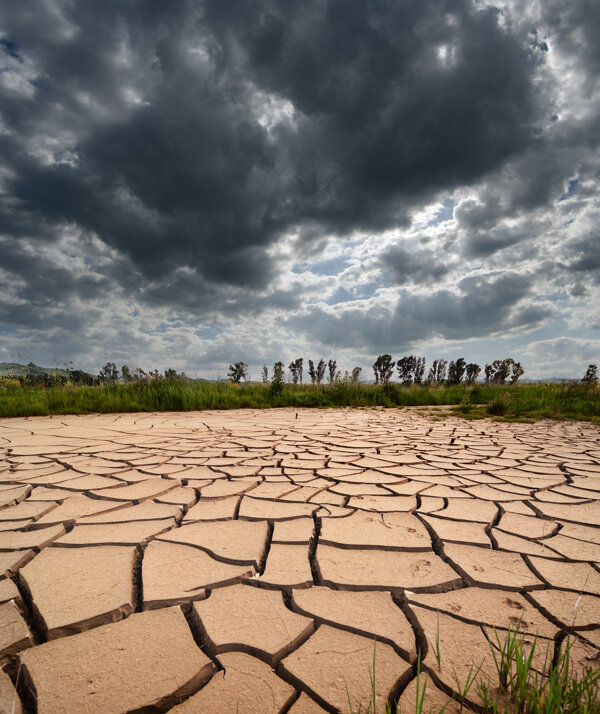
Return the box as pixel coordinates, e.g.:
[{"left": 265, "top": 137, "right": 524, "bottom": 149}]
[{"left": 0, "top": 0, "right": 598, "bottom": 375}]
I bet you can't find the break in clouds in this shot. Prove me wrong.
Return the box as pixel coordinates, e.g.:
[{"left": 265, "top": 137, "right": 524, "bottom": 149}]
[{"left": 0, "top": 0, "right": 599, "bottom": 378}]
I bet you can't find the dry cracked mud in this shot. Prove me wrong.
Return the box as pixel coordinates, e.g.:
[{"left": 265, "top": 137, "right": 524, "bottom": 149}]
[{"left": 0, "top": 408, "right": 598, "bottom": 712}]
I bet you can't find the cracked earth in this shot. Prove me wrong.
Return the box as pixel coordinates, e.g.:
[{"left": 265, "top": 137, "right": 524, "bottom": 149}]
[{"left": 0, "top": 408, "right": 599, "bottom": 713}]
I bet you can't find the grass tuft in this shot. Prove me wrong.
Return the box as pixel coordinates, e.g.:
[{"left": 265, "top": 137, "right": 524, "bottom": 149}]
[{"left": 346, "top": 619, "right": 600, "bottom": 714}]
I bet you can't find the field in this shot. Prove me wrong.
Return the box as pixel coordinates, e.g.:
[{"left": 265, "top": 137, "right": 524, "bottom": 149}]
[
  {"left": 0, "top": 378, "right": 599, "bottom": 423},
  {"left": 1, "top": 408, "right": 599, "bottom": 712}
]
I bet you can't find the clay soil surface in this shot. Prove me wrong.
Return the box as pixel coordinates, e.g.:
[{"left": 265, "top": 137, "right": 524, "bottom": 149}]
[{"left": 0, "top": 408, "right": 599, "bottom": 713}]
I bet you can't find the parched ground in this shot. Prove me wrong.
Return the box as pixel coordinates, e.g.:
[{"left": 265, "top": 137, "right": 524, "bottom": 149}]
[{"left": 0, "top": 408, "right": 599, "bottom": 713}]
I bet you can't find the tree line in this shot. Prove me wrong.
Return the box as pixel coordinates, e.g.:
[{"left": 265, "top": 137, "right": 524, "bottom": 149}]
[{"left": 227, "top": 355, "right": 527, "bottom": 386}]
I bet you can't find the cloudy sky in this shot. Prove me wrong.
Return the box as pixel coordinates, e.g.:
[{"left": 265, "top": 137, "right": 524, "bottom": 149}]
[{"left": 0, "top": 0, "right": 598, "bottom": 380}]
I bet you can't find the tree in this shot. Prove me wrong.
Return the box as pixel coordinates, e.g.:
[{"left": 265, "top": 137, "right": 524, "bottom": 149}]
[
  {"left": 164, "top": 368, "right": 185, "bottom": 381},
  {"left": 397, "top": 356, "right": 416, "bottom": 385},
  {"left": 121, "top": 365, "right": 133, "bottom": 383},
  {"left": 228, "top": 362, "right": 248, "bottom": 384},
  {"left": 271, "top": 361, "right": 284, "bottom": 396},
  {"left": 308, "top": 360, "right": 317, "bottom": 384},
  {"left": 98, "top": 362, "right": 119, "bottom": 384},
  {"left": 485, "top": 358, "right": 522, "bottom": 384},
  {"left": 262, "top": 365, "right": 269, "bottom": 383},
  {"left": 351, "top": 366, "right": 362, "bottom": 384},
  {"left": 465, "top": 363, "right": 481, "bottom": 385},
  {"left": 582, "top": 364, "right": 598, "bottom": 384},
  {"left": 414, "top": 357, "right": 426, "bottom": 384},
  {"left": 327, "top": 359, "right": 339, "bottom": 384},
  {"left": 134, "top": 367, "right": 147, "bottom": 382},
  {"left": 447, "top": 358, "right": 466, "bottom": 385},
  {"left": 316, "top": 358, "right": 326, "bottom": 384},
  {"left": 372, "top": 354, "right": 395, "bottom": 384},
  {"left": 428, "top": 359, "right": 447, "bottom": 384},
  {"left": 288, "top": 358, "right": 304, "bottom": 385},
  {"left": 509, "top": 360, "right": 524, "bottom": 384}
]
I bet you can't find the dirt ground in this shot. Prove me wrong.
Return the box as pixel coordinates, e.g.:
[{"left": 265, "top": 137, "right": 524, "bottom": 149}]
[{"left": 0, "top": 408, "right": 599, "bottom": 713}]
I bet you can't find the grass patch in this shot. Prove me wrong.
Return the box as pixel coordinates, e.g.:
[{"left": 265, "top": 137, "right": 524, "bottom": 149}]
[
  {"left": 349, "top": 622, "right": 599, "bottom": 713},
  {"left": 0, "top": 379, "right": 598, "bottom": 422}
]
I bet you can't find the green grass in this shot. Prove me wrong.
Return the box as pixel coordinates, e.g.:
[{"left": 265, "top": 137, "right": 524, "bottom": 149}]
[
  {"left": 0, "top": 378, "right": 598, "bottom": 422},
  {"left": 348, "top": 622, "right": 600, "bottom": 714}
]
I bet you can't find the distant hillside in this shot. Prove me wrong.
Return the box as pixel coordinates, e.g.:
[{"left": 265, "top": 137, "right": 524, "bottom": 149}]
[{"left": 0, "top": 362, "right": 69, "bottom": 377}]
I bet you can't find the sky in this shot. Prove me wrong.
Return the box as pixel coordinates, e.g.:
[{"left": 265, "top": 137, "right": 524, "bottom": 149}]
[{"left": 0, "top": 0, "right": 599, "bottom": 381}]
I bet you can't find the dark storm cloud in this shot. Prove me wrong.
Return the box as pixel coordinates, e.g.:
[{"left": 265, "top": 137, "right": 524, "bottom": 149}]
[
  {"left": 1, "top": 0, "right": 545, "bottom": 293},
  {"left": 0, "top": 0, "right": 599, "bottom": 373}
]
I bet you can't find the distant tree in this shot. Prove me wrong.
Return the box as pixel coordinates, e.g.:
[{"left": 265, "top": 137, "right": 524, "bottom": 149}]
[
  {"left": 372, "top": 354, "right": 395, "bottom": 384},
  {"left": 293, "top": 358, "right": 304, "bottom": 384},
  {"left": 316, "top": 358, "right": 326, "bottom": 384},
  {"left": 327, "top": 359, "right": 339, "bottom": 384},
  {"left": 271, "top": 361, "right": 284, "bottom": 396},
  {"left": 121, "top": 365, "right": 133, "bottom": 383},
  {"left": 308, "top": 360, "right": 317, "bottom": 384},
  {"left": 98, "top": 362, "right": 119, "bottom": 384},
  {"left": 397, "top": 356, "right": 416, "bottom": 385},
  {"left": 288, "top": 358, "right": 303, "bottom": 385},
  {"left": 485, "top": 358, "right": 522, "bottom": 384},
  {"left": 414, "top": 357, "right": 426, "bottom": 384},
  {"left": 351, "top": 366, "right": 362, "bottom": 384},
  {"left": 164, "top": 368, "right": 185, "bottom": 381},
  {"left": 262, "top": 365, "right": 268, "bottom": 383},
  {"left": 509, "top": 360, "right": 524, "bottom": 384},
  {"left": 134, "top": 367, "right": 147, "bottom": 382},
  {"left": 582, "top": 364, "right": 598, "bottom": 384},
  {"left": 70, "top": 370, "right": 94, "bottom": 386},
  {"left": 465, "top": 363, "right": 481, "bottom": 385},
  {"left": 228, "top": 362, "right": 248, "bottom": 384},
  {"left": 447, "top": 358, "right": 466, "bottom": 385},
  {"left": 428, "top": 359, "right": 447, "bottom": 384}
]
